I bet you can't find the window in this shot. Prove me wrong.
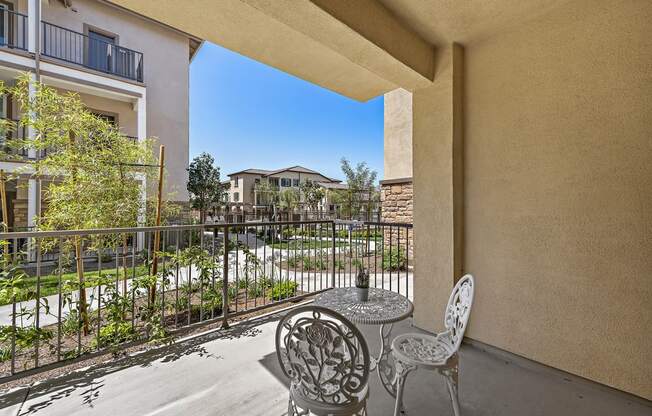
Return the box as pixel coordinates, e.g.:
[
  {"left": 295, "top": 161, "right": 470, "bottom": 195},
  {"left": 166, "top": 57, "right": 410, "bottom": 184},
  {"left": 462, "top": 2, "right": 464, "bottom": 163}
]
[
  {"left": 88, "top": 29, "right": 116, "bottom": 73},
  {"left": 292, "top": 179, "right": 300, "bottom": 187},
  {"left": 254, "top": 178, "right": 260, "bottom": 185},
  {"left": 0, "top": 94, "right": 6, "bottom": 119},
  {"left": 0, "top": 3, "right": 11, "bottom": 48},
  {"left": 281, "top": 178, "right": 292, "bottom": 187},
  {"left": 233, "top": 177, "right": 239, "bottom": 188},
  {"left": 233, "top": 192, "right": 239, "bottom": 202},
  {"left": 91, "top": 112, "right": 116, "bottom": 125},
  {"left": 269, "top": 178, "right": 279, "bottom": 187}
]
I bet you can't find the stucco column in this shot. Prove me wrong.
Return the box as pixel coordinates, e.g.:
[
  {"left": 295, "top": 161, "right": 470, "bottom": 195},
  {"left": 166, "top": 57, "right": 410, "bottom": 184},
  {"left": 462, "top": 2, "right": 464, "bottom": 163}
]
[
  {"left": 135, "top": 95, "right": 147, "bottom": 250},
  {"left": 27, "top": 0, "right": 39, "bottom": 54},
  {"left": 412, "top": 44, "right": 464, "bottom": 333}
]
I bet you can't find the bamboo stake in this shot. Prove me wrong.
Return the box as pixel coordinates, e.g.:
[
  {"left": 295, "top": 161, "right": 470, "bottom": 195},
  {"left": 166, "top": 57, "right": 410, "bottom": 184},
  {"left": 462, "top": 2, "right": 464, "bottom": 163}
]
[
  {"left": 69, "top": 132, "right": 89, "bottom": 335},
  {"left": 0, "top": 170, "right": 8, "bottom": 229},
  {"left": 0, "top": 170, "right": 8, "bottom": 260},
  {"left": 149, "top": 145, "right": 165, "bottom": 303}
]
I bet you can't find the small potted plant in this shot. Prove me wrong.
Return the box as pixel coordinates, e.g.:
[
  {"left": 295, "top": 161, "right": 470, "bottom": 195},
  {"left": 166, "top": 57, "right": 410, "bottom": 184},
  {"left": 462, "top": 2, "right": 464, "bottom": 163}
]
[{"left": 355, "top": 267, "right": 370, "bottom": 302}]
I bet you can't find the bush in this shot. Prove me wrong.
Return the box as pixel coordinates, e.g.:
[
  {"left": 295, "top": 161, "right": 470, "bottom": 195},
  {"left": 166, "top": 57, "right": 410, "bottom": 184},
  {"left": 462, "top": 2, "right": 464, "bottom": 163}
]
[
  {"left": 92, "top": 322, "right": 135, "bottom": 349},
  {"left": 287, "top": 255, "right": 302, "bottom": 268},
  {"left": 382, "top": 248, "right": 407, "bottom": 271},
  {"left": 270, "top": 281, "right": 298, "bottom": 300},
  {"left": 247, "top": 276, "right": 273, "bottom": 298},
  {"left": 201, "top": 287, "right": 223, "bottom": 311},
  {"left": 301, "top": 257, "right": 327, "bottom": 271},
  {"left": 334, "top": 260, "right": 345, "bottom": 271}
]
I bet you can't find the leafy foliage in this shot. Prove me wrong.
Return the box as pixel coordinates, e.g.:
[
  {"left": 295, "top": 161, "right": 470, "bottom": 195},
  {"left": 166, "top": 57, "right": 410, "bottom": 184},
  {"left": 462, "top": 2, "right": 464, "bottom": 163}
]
[
  {"left": 187, "top": 152, "right": 224, "bottom": 222},
  {"left": 279, "top": 188, "right": 300, "bottom": 212},
  {"left": 382, "top": 247, "right": 407, "bottom": 271},
  {"left": 270, "top": 281, "right": 298, "bottom": 300},
  {"left": 332, "top": 158, "right": 379, "bottom": 218},
  {"left": 300, "top": 180, "right": 325, "bottom": 210}
]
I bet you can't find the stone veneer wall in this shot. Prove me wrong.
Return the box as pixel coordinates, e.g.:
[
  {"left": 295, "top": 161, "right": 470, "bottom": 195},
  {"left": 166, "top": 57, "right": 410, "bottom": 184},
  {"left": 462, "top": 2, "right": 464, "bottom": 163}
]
[
  {"left": 380, "top": 179, "right": 413, "bottom": 259},
  {"left": 12, "top": 179, "right": 29, "bottom": 230}
]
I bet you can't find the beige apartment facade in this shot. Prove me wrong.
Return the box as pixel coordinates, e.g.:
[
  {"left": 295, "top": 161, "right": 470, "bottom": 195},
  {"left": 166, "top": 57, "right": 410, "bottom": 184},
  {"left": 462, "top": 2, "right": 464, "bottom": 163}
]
[
  {"left": 0, "top": 0, "right": 199, "bottom": 230},
  {"left": 103, "top": 0, "right": 652, "bottom": 400},
  {"left": 225, "top": 165, "right": 345, "bottom": 214}
]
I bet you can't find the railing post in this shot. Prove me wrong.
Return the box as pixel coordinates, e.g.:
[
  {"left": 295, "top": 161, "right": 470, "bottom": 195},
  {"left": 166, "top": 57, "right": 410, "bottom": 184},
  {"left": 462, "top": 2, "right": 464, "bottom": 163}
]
[
  {"left": 331, "top": 221, "right": 336, "bottom": 288},
  {"left": 221, "top": 225, "right": 230, "bottom": 329}
]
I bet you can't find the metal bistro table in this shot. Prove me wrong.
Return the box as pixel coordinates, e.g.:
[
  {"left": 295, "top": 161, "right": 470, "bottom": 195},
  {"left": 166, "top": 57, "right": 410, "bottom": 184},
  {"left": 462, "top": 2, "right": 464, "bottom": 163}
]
[{"left": 314, "top": 287, "right": 414, "bottom": 396}]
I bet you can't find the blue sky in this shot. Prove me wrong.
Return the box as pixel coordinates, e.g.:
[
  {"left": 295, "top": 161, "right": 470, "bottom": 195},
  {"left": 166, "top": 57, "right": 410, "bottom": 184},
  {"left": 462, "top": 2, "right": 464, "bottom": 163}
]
[{"left": 189, "top": 42, "right": 384, "bottom": 182}]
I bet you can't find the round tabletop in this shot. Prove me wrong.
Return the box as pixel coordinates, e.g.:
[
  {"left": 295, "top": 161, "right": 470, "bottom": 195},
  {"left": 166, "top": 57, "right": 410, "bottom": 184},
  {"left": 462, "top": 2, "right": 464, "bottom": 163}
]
[{"left": 314, "top": 287, "right": 414, "bottom": 325}]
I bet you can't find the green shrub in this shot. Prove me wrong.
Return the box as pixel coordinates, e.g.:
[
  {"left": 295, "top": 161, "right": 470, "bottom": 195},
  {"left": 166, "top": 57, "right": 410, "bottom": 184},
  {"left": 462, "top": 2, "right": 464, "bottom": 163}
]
[
  {"left": 92, "top": 322, "right": 135, "bottom": 349},
  {"left": 382, "top": 248, "right": 407, "bottom": 271},
  {"left": 287, "top": 255, "right": 299, "bottom": 268},
  {"left": 247, "top": 276, "right": 273, "bottom": 298},
  {"left": 201, "top": 287, "right": 223, "bottom": 311},
  {"left": 270, "top": 281, "right": 298, "bottom": 300},
  {"left": 0, "top": 325, "right": 53, "bottom": 361}
]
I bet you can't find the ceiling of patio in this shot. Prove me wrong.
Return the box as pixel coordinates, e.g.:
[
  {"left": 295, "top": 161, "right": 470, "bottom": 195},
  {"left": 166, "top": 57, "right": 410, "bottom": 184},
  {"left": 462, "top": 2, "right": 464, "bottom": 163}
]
[{"left": 106, "top": 0, "right": 572, "bottom": 101}]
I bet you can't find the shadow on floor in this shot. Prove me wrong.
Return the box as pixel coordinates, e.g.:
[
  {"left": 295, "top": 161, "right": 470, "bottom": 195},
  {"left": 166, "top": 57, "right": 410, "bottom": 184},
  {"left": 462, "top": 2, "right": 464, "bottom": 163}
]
[{"left": 0, "top": 311, "right": 283, "bottom": 415}]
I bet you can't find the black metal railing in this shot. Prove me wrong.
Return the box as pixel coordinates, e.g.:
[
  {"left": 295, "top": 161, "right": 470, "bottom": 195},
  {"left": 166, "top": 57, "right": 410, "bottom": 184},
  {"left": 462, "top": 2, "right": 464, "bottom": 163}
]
[
  {"left": 0, "top": 220, "right": 412, "bottom": 380},
  {"left": 0, "top": 9, "right": 28, "bottom": 51},
  {"left": 41, "top": 21, "right": 144, "bottom": 82},
  {"left": 216, "top": 209, "right": 383, "bottom": 224}
]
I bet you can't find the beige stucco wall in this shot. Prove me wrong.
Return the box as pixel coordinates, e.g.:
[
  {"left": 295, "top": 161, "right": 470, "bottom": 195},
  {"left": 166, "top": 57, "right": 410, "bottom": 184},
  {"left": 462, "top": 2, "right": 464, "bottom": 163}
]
[
  {"left": 412, "top": 44, "right": 464, "bottom": 336},
  {"left": 41, "top": 0, "right": 190, "bottom": 201},
  {"left": 383, "top": 88, "right": 412, "bottom": 180},
  {"left": 458, "top": 0, "right": 652, "bottom": 399}
]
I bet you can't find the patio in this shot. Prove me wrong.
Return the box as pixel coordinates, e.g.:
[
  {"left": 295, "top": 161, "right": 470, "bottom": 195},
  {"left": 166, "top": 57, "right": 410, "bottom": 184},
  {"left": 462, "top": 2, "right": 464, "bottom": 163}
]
[{"left": 0, "top": 305, "right": 648, "bottom": 416}]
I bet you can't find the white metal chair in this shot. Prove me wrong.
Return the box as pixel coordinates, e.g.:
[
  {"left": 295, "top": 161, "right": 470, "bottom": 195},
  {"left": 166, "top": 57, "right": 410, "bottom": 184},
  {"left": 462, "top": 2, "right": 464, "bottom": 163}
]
[
  {"left": 391, "top": 274, "right": 475, "bottom": 416},
  {"left": 276, "top": 305, "right": 371, "bottom": 415}
]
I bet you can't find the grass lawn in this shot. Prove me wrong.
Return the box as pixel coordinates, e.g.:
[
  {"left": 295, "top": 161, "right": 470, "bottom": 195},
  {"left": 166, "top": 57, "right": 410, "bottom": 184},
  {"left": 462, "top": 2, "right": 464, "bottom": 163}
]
[{"left": 0, "top": 265, "right": 150, "bottom": 306}]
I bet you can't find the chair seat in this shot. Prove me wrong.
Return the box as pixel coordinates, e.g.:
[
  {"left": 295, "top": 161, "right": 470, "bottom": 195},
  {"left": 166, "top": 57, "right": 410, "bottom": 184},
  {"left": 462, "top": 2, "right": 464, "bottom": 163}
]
[{"left": 391, "top": 333, "right": 455, "bottom": 368}]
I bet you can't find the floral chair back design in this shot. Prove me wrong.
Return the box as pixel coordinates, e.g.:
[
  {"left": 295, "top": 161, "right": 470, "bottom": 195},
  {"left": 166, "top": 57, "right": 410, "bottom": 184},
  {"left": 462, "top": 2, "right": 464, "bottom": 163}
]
[
  {"left": 276, "top": 306, "right": 370, "bottom": 413},
  {"left": 444, "top": 274, "right": 475, "bottom": 352}
]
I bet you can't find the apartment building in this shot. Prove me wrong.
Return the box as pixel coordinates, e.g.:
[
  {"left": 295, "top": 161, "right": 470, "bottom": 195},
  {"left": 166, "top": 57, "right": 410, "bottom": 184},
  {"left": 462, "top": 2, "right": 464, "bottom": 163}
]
[
  {"left": 225, "top": 165, "right": 346, "bottom": 214},
  {"left": 0, "top": 0, "right": 200, "bottom": 230}
]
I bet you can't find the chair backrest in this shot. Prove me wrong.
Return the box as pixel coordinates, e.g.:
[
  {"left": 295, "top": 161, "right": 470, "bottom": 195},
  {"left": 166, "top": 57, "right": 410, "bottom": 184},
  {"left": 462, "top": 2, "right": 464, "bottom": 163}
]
[
  {"left": 444, "top": 274, "right": 475, "bottom": 352},
  {"left": 276, "top": 305, "right": 370, "bottom": 408}
]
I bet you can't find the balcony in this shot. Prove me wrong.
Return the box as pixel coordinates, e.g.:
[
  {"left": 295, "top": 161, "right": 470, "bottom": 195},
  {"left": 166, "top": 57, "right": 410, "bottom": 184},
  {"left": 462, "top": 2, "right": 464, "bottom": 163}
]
[
  {"left": 0, "top": 221, "right": 646, "bottom": 415},
  {"left": 41, "top": 21, "right": 144, "bottom": 82},
  {"left": 0, "top": 9, "right": 28, "bottom": 51}
]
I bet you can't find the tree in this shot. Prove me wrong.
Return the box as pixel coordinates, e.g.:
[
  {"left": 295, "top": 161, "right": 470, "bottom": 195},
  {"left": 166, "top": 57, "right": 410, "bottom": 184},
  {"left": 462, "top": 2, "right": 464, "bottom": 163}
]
[
  {"left": 300, "top": 180, "right": 325, "bottom": 211},
  {"left": 335, "top": 158, "right": 378, "bottom": 218},
  {"left": 0, "top": 75, "right": 158, "bottom": 335},
  {"left": 254, "top": 180, "right": 279, "bottom": 218},
  {"left": 279, "top": 188, "right": 300, "bottom": 212},
  {"left": 187, "top": 152, "right": 224, "bottom": 223}
]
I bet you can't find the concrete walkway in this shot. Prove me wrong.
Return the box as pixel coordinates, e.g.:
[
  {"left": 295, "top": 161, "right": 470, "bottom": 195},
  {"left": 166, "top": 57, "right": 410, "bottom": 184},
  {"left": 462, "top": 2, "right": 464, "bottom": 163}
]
[{"left": 0, "top": 309, "right": 648, "bottom": 416}]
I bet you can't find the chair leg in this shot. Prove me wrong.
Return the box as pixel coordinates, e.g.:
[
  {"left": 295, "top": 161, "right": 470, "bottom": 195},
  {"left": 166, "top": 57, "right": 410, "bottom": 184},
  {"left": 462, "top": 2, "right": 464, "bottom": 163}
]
[
  {"left": 443, "top": 364, "right": 460, "bottom": 416},
  {"left": 287, "top": 396, "right": 294, "bottom": 416},
  {"left": 393, "top": 360, "right": 416, "bottom": 416}
]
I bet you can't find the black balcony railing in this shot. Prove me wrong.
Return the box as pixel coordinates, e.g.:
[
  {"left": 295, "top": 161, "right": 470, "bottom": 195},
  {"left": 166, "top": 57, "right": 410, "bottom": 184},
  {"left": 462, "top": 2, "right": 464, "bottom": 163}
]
[
  {"left": 0, "top": 9, "right": 28, "bottom": 51},
  {"left": 0, "top": 220, "right": 412, "bottom": 380},
  {"left": 41, "top": 21, "right": 144, "bottom": 82}
]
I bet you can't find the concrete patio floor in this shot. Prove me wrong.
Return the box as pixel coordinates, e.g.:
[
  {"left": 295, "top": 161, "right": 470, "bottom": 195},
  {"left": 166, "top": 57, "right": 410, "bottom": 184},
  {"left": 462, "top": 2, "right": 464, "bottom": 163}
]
[{"left": 0, "top": 306, "right": 649, "bottom": 416}]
